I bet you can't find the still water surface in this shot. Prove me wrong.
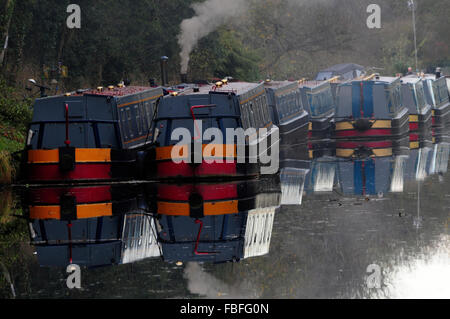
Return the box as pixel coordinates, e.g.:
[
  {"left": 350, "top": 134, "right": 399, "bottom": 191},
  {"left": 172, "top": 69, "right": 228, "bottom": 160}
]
[{"left": 0, "top": 135, "right": 449, "bottom": 299}]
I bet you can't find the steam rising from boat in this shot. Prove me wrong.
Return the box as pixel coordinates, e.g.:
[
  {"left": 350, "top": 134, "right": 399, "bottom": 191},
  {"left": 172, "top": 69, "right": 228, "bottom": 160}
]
[{"left": 178, "top": 0, "right": 248, "bottom": 74}]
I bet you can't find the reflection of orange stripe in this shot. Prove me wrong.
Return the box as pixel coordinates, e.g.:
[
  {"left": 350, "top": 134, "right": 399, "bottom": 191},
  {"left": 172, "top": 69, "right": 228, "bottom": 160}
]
[
  {"left": 77, "top": 203, "right": 112, "bottom": 218},
  {"left": 157, "top": 202, "right": 189, "bottom": 216},
  {"left": 204, "top": 200, "right": 238, "bottom": 215},
  {"left": 156, "top": 144, "right": 237, "bottom": 161},
  {"left": 157, "top": 200, "right": 239, "bottom": 216},
  {"left": 29, "top": 203, "right": 112, "bottom": 220},
  {"left": 409, "top": 115, "right": 419, "bottom": 122},
  {"left": 28, "top": 149, "right": 111, "bottom": 164}
]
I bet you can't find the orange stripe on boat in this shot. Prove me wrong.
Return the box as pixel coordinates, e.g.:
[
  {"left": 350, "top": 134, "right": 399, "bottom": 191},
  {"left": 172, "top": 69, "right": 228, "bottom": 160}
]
[
  {"left": 76, "top": 149, "right": 111, "bottom": 163},
  {"left": 28, "top": 149, "right": 59, "bottom": 164},
  {"left": 156, "top": 145, "right": 189, "bottom": 161},
  {"left": 29, "top": 205, "right": 61, "bottom": 219},
  {"left": 28, "top": 148, "right": 111, "bottom": 164},
  {"left": 156, "top": 144, "right": 237, "bottom": 161}
]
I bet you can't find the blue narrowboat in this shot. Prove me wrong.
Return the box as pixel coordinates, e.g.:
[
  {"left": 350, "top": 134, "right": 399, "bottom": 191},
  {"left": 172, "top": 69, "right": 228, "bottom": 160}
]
[
  {"left": 151, "top": 80, "right": 280, "bottom": 179},
  {"left": 263, "top": 80, "right": 309, "bottom": 145},
  {"left": 400, "top": 75, "right": 433, "bottom": 133},
  {"left": 298, "top": 78, "right": 337, "bottom": 139},
  {"left": 334, "top": 75, "right": 410, "bottom": 139},
  {"left": 421, "top": 73, "right": 450, "bottom": 128},
  {"left": 22, "top": 85, "right": 163, "bottom": 183}
]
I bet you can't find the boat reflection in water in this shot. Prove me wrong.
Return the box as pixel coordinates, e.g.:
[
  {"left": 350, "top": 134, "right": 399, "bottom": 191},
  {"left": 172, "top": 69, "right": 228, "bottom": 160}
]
[
  {"left": 405, "top": 129, "right": 450, "bottom": 182},
  {"left": 304, "top": 146, "right": 338, "bottom": 195},
  {"left": 24, "top": 184, "right": 160, "bottom": 267},
  {"left": 335, "top": 137, "right": 410, "bottom": 196},
  {"left": 150, "top": 174, "right": 281, "bottom": 263},
  {"left": 23, "top": 173, "right": 283, "bottom": 267}
]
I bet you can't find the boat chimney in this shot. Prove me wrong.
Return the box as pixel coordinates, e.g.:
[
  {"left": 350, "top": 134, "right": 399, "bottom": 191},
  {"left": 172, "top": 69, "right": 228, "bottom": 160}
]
[{"left": 160, "top": 56, "right": 169, "bottom": 86}]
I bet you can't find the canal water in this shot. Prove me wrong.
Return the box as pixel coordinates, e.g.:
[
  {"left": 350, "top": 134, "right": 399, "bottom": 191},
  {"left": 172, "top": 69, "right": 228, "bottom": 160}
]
[{"left": 0, "top": 134, "right": 449, "bottom": 299}]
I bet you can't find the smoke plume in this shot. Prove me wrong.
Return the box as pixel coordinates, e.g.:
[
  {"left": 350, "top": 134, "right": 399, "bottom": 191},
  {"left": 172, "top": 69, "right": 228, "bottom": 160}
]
[{"left": 178, "top": 0, "right": 248, "bottom": 74}]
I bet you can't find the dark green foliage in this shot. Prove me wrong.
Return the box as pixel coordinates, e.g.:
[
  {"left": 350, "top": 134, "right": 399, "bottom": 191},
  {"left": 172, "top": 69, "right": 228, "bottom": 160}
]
[{"left": 0, "top": 78, "right": 31, "bottom": 130}]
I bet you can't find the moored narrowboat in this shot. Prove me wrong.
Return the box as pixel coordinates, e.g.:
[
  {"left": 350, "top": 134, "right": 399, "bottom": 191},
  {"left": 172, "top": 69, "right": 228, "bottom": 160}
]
[
  {"left": 22, "top": 85, "right": 163, "bottom": 183},
  {"left": 400, "top": 75, "right": 433, "bottom": 132},
  {"left": 264, "top": 80, "right": 309, "bottom": 145},
  {"left": 334, "top": 74, "right": 410, "bottom": 139},
  {"left": 151, "top": 80, "right": 280, "bottom": 180},
  {"left": 298, "top": 78, "right": 337, "bottom": 139},
  {"left": 421, "top": 72, "right": 450, "bottom": 128}
]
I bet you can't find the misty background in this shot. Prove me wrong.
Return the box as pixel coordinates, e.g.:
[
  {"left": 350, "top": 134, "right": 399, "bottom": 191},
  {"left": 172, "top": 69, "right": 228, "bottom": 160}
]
[{"left": 0, "top": 0, "right": 448, "bottom": 91}]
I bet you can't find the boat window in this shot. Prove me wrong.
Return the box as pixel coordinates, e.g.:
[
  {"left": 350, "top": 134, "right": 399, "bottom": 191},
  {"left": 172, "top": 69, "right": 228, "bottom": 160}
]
[
  {"left": 240, "top": 105, "right": 247, "bottom": 129},
  {"left": 249, "top": 101, "right": 258, "bottom": 128},
  {"left": 126, "top": 107, "right": 134, "bottom": 138},
  {"left": 248, "top": 103, "right": 256, "bottom": 128},
  {"left": 135, "top": 105, "right": 142, "bottom": 135},
  {"left": 386, "top": 84, "right": 402, "bottom": 114},
  {"left": 120, "top": 108, "right": 128, "bottom": 139},
  {"left": 256, "top": 99, "right": 264, "bottom": 127},
  {"left": 436, "top": 79, "right": 449, "bottom": 105},
  {"left": 261, "top": 95, "right": 270, "bottom": 124},
  {"left": 145, "top": 101, "right": 151, "bottom": 125},
  {"left": 307, "top": 86, "right": 334, "bottom": 118},
  {"left": 139, "top": 102, "right": 148, "bottom": 132},
  {"left": 415, "top": 83, "right": 426, "bottom": 112}
]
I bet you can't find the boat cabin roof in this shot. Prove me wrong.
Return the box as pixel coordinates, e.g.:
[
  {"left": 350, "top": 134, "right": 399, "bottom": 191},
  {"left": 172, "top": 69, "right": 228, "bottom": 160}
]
[
  {"left": 264, "top": 80, "right": 298, "bottom": 95},
  {"left": 72, "top": 85, "right": 157, "bottom": 97},
  {"left": 298, "top": 80, "right": 330, "bottom": 89},
  {"left": 400, "top": 75, "right": 422, "bottom": 84},
  {"left": 165, "top": 81, "right": 263, "bottom": 97},
  {"left": 365, "top": 75, "right": 399, "bottom": 84}
]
